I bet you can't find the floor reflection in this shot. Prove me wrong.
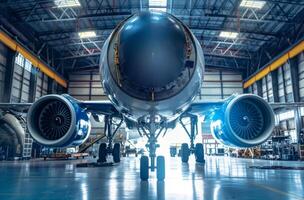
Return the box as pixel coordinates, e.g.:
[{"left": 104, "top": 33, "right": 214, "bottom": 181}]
[{"left": 0, "top": 156, "right": 303, "bottom": 200}]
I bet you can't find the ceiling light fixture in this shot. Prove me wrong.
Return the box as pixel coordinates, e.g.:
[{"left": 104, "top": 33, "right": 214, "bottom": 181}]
[
  {"left": 149, "top": 0, "right": 167, "bottom": 12},
  {"left": 78, "top": 31, "right": 96, "bottom": 38},
  {"left": 219, "top": 31, "right": 239, "bottom": 39},
  {"left": 240, "top": 0, "right": 266, "bottom": 9},
  {"left": 54, "top": 0, "right": 81, "bottom": 8}
]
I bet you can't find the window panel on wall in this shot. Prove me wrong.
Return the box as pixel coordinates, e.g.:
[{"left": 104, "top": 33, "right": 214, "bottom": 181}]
[
  {"left": 262, "top": 77, "right": 268, "bottom": 101},
  {"left": 299, "top": 53, "right": 304, "bottom": 101},
  {"left": 283, "top": 63, "right": 293, "bottom": 102},
  {"left": 11, "top": 54, "right": 31, "bottom": 103},
  {"left": 35, "top": 71, "right": 48, "bottom": 100},
  {"left": 278, "top": 67, "right": 285, "bottom": 102},
  {"left": 266, "top": 74, "right": 274, "bottom": 102}
]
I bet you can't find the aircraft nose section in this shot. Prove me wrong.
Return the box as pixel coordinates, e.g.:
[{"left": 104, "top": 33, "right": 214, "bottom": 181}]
[
  {"left": 118, "top": 12, "right": 186, "bottom": 88},
  {"left": 107, "top": 11, "right": 197, "bottom": 101}
]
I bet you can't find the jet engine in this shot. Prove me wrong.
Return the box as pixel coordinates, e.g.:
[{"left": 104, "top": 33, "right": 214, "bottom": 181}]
[
  {"left": 210, "top": 94, "right": 275, "bottom": 147},
  {"left": 27, "top": 94, "right": 91, "bottom": 147}
]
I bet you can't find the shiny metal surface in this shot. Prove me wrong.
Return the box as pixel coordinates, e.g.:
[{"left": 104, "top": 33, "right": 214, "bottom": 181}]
[
  {"left": 0, "top": 156, "right": 303, "bottom": 200},
  {"left": 27, "top": 94, "right": 91, "bottom": 147},
  {"left": 101, "top": 11, "right": 204, "bottom": 122}
]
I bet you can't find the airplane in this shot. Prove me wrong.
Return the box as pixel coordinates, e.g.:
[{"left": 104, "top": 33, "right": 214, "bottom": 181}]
[{"left": 0, "top": 11, "right": 275, "bottom": 181}]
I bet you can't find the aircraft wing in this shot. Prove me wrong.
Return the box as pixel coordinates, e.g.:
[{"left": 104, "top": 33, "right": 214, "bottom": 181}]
[
  {"left": 187, "top": 97, "right": 304, "bottom": 117},
  {"left": 186, "top": 101, "right": 224, "bottom": 116},
  {"left": 78, "top": 100, "right": 120, "bottom": 116},
  {"left": 0, "top": 99, "right": 120, "bottom": 116},
  {"left": 0, "top": 103, "right": 32, "bottom": 112}
]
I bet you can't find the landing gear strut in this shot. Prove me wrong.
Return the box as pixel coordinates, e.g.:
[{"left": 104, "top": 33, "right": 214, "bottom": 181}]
[
  {"left": 180, "top": 114, "right": 205, "bottom": 163},
  {"left": 98, "top": 116, "right": 123, "bottom": 163},
  {"left": 138, "top": 115, "right": 167, "bottom": 181}
]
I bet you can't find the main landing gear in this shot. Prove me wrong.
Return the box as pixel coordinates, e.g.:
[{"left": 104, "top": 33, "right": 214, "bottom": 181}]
[
  {"left": 138, "top": 116, "right": 167, "bottom": 181},
  {"left": 180, "top": 114, "right": 205, "bottom": 163},
  {"left": 98, "top": 116, "right": 123, "bottom": 163}
]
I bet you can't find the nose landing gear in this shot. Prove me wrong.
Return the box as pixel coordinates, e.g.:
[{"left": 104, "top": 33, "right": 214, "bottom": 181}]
[{"left": 138, "top": 116, "right": 167, "bottom": 181}]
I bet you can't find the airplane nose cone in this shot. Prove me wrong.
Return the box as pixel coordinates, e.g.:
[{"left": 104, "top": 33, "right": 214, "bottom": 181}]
[
  {"left": 119, "top": 12, "right": 186, "bottom": 88},
  {"left": 107, "top": 11, "right": 197, "bottom": 101}
]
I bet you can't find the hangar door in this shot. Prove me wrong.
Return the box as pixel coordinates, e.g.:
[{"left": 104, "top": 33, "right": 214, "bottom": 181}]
[
  {"left": 68, "top": 71, "right": 107, "bottom": 100},
  {"left": 197, "top": 69, "right": 243, "bottom": 102}
]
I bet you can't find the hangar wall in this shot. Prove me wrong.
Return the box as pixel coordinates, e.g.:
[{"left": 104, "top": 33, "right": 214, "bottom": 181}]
[
  {"left": 68, "top": 69, "right": 243, "bottom": 101},
  {"left": 0, "top": 43, "right": 7, "bottom": 102},
  {"left": 68, "top": 71, "right": 106, "bottom": 101},
  {"left": 247, "top": 52, "right": 304, "bottom": 143},
  {"left": 0, "top": 44, "right": 65, "bottom": 159},
  {"left": 247, "top": 52, "right": 304, "bottom": 103},
  {"left": 198, "top": 70, "right": 243, "bottom": 101}
]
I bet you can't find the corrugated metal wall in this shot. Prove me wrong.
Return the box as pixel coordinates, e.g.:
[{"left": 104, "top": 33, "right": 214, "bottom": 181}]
[
  {"left": 248, "top": 52, "right": 303, "bottom": 103},
  {"left": 197, "top": 70, "right": 243, "bottom": 101},
  {"left": 247, "top": 52, "right": 304, "bottom": 144},
  {"left": 68, "top": 71, "right": 106, "bottom": 100},
  {"left": 0, "top": 43, "right": 7, "bottom": 102},
  {"left": 35, "top": 71, "right": 48, "bottom": 101},
  {"left": 3, "top": 52, "right": 61, "bottom": 103}
]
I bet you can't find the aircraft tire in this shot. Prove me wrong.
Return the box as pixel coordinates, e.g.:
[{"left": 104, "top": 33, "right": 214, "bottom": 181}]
[
  {"left": 113, "top": 143, "right": 121, "bottom": 163},
  {"left": 157, "top": 156, "right": 165, "bottom": 180},
  {"left": 140, "top": 156, "right": 149, "bottom": 181},
  {"left": 98, "top": 143, "right": 107, "bottom": 163},
  {"left": 195, "top": 143, "right": 205, "bottom": 163},
  {"left": 181, "top": 143, "right": 190, "bottom": 163}
]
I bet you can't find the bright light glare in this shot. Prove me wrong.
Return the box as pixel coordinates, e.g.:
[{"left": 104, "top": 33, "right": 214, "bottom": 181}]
[
  {"left": 78, "top": 31, "right": 96, "bottom": 38},
  {"left": 149, "top": 0, "right": 167, "bottom": 12},
  {"left": 219, "top": 31, "right": 239, "bottom": 39},
  {"left": 240, "top": 0, "right": 266, "bottom": 9},
  {"left": 55, "top": 0, "right": 81, "bottom": 8}
]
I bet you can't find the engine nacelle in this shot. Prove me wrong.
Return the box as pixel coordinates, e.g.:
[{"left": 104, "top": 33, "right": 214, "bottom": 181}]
[
  {"left": 27, "top": 94, "right": 91, "bottom": 147},
  {"left": 210, "top": 94, "right": 275, "bottom": 148}
]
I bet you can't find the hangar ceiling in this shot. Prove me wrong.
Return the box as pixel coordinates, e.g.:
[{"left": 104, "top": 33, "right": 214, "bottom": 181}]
[{"left": 0, "top": 0, "right": 304, "bottom": 78}]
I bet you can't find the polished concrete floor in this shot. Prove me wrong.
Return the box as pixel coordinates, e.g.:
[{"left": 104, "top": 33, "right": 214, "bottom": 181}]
[{"left": 0, "top": 156, "right": 303, "bottom": 200}]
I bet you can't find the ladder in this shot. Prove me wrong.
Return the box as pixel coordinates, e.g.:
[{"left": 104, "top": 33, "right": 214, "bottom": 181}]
[{"left": 20, "top": 116, "right": 33, "bottom": 159}]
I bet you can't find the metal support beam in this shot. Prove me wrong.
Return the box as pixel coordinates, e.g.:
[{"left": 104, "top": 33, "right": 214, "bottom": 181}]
[
  {"left": 290, "top": 57, "right": 300, "bottom": 102},
  {"left": 47, "top": 78, "right": 54, "bottom": 94},
  {"left": 256, "top": 80, "right": 263, "bottom": 97},
  {"left": 28, "top": 67, "right": 37, "bottom": 103},
  {"left": 271, "top": 70, "right": 279, "bottom": 102},
  {"left": 3, "top": 49, "right": 16, "bottom": 103}
]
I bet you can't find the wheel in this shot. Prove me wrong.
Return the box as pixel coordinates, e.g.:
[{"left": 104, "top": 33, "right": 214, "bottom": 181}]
[
  {"left": 181, "top": 143, "right": 190, "bottom": 163},
  {"left": 98, "top": 143, "right": 107, "bottom": 163},
  {"left": 113, "top": 143, "right": 121, "bottom": 163},
  {"left": 195, "top": 143, "right": 205, "bottom": 163},
  {"left": 140, "top": 156, "right": 149, "bottom": 181},
  {"left": 157, "top": 156, "right": 165, "bottom": 181}
]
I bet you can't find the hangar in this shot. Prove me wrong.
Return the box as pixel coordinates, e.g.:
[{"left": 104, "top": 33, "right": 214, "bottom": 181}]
[{"left": 0, "top": 0, "right": 303, "bottom": 199}]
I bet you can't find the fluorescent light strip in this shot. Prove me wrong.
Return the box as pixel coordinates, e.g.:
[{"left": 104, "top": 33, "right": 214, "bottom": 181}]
[
  {"left": 240, "top": 0, "right": 266, "bottom": 9},
  {"left": 149, "top": 0, "right": 167, "bottom": 12},
  {"left": 78, "top": 31, "right": 96, "bottom": 38},
  {"left": 55, "top": 0, "right": 81, "bottom": 8},
  {"left": 219, "top": 31, "right": 239, "bottom": 39}
]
